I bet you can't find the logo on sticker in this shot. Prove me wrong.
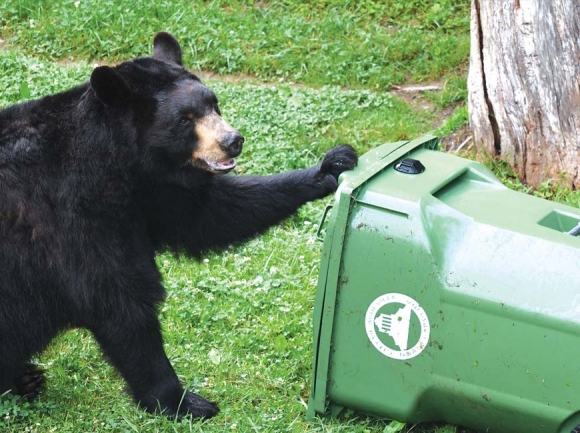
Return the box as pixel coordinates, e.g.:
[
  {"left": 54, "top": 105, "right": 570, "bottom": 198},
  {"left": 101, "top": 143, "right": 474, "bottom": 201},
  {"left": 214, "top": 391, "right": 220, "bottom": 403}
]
[{"left": 365, "top": 293, "right": 430, "bottom": 360}]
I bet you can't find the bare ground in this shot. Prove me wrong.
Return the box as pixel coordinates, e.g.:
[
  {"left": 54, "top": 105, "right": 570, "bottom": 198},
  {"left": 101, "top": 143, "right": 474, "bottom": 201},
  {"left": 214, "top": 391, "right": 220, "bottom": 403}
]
[{"left": 391, "top": 82, "right": 473, "bottom": 152}]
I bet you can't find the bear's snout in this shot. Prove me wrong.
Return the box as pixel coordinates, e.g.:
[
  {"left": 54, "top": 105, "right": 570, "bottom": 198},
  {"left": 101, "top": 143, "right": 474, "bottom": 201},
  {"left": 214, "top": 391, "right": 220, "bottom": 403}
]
[{"left": 220, "top": 131, "right": 244, "bottom": 157}]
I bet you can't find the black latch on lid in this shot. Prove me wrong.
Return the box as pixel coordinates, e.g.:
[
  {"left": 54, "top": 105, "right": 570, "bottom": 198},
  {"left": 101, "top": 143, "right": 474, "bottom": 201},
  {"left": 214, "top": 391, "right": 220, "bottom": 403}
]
[{"left": 394, "top": 158, "right": 425, "bottom": 174}]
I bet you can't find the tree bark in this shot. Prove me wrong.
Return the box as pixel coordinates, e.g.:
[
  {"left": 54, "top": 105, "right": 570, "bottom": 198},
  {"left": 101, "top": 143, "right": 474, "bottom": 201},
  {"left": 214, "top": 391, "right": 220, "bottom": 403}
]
[{"left": 468, "top": 0, "right": 580, "bottom": 188}]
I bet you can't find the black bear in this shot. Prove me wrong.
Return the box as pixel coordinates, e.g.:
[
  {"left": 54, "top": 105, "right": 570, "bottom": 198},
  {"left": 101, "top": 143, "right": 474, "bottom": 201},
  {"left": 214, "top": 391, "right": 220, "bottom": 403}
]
[{"left": 0, "top": 32, "right": 357, "bottom": 418}]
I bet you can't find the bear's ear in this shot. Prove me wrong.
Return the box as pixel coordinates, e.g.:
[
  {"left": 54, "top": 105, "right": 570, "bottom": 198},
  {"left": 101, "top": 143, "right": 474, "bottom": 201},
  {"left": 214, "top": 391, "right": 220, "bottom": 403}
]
[
  {"left": 90, "top": 66, "right": 132, "bottom": 107},
  {"left": 152, "top": 32, "right": 183, "bottom": 66}
]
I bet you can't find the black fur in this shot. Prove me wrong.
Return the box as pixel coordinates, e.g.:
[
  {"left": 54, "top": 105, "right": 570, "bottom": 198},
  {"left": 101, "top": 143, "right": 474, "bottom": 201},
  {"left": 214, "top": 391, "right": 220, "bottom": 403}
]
[{"left": 0, "top": 32, "right": 357, "bottom": 418}]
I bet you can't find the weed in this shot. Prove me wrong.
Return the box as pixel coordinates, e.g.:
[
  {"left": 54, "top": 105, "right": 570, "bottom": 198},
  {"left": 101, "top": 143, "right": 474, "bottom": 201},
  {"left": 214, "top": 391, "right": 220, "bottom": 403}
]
[{"left": 435, "top": 105, "right": 468, "bottom": 138}]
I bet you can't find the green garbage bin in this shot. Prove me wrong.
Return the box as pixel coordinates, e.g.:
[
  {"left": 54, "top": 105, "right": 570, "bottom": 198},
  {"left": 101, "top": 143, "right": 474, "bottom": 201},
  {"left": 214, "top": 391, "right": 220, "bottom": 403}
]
[{"left": 308, "top": 136, "right": 580, "bottom": 433}]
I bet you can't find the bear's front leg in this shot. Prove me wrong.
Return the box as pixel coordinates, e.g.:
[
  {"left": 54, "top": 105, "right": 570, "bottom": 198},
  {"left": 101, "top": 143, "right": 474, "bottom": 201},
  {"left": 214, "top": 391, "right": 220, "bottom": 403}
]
[
  {"left": 145, "top": 144, "right": 358, "bottom": 256},
  {"left": 91, "top": 312, "right": 218, "bottom": 418}
]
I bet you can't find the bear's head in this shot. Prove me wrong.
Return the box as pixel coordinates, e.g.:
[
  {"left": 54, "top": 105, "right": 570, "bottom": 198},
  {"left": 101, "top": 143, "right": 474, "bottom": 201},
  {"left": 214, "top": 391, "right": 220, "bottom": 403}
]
[{"left": 89, "top": 32, "right": 243, "bottom": 174}]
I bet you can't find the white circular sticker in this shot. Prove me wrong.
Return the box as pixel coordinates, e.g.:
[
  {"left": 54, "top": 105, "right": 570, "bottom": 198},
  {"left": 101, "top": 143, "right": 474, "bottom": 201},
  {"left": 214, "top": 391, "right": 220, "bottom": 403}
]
[{"left": 365, "top": 293, "right": 430, "bottom": 360}]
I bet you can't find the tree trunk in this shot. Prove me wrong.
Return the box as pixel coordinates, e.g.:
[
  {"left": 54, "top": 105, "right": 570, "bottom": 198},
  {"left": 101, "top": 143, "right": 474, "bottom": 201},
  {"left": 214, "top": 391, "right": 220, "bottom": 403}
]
[{"left": 468, "top": 0, "right": 580, "bottom": 188}]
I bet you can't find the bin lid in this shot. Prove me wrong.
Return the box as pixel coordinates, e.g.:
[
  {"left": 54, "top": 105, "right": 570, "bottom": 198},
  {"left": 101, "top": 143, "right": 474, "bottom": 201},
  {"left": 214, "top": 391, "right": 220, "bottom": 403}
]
[{"left": 337, "top": 135, "right": 440, "bottom": 197}]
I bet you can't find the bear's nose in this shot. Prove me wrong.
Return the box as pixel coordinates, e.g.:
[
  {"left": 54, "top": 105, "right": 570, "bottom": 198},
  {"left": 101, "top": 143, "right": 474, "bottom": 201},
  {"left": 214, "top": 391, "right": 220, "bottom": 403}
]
[{"left": 220, "top": 132, "right": 244, "bottom": 157}]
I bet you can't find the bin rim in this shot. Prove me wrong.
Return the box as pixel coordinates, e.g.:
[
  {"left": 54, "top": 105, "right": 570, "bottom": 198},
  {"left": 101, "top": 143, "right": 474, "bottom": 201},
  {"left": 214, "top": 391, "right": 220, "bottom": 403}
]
[
  {"left": 338, "top": 135, "right": 440, "bottom": 196},
  {"left": 308, "top": 135, "right": 439, "bottom": 419}
]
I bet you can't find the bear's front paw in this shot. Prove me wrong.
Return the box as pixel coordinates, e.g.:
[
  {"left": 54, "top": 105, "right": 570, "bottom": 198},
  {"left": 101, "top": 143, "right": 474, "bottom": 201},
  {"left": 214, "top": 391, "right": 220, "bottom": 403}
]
[
  {"left": 319, "top": 144, "right": 358, "bottom": 180},
  {"left": 141, "top": 389, "right": 219, "bottom": 419},
  {"left": 172, "top": 391, "right": 220, "bottom": 419}
]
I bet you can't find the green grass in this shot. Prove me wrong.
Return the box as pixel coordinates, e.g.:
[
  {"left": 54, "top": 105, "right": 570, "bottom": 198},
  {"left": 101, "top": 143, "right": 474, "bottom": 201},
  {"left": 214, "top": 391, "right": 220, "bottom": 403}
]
[
  {"left": 0, "top": 0, "right": 469, "bottom": 91},
  {"left": 4, "top": 1, "right": 574, "bottom": 432},
  {"left": 480, "top": 157, "right": 580, "bottom": 207}
]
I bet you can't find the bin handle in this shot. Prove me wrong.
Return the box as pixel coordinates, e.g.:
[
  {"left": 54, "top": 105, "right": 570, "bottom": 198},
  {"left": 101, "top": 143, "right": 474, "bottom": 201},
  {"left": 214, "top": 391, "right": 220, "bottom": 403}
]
[
  {"left": 316, "top": 205, "right": 333, "bottom": 241},
  {"left": 567, "top": 223, "right": 580, "bottom": 236}
]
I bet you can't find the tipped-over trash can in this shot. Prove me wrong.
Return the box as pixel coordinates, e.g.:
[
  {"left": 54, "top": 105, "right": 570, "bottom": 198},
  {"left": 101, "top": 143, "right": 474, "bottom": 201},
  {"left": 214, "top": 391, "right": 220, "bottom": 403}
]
[{"left": 308, "top": 136, "right": 580, "bottom": 433}]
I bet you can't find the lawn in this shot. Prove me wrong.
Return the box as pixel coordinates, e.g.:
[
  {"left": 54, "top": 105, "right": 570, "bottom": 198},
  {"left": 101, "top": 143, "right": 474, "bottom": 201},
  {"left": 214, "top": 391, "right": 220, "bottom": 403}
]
[{"left": 2, "top": 1, "right": 568, "bottom": 432}]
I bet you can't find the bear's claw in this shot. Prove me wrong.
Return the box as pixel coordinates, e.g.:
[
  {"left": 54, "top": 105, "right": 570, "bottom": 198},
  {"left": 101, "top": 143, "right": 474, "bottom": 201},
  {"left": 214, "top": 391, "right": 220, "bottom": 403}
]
[
  {"left": 320, "top": 144, "right": 358, "bottom": 180},
  {"left": 180, "top": 391, "right": 220, "bottom": 418},
  {"left": 157, "top": 391, "right": 220, "bottom": 419},
  {"left": 15, "top": 364, "right": 45, "bottom": 400}
]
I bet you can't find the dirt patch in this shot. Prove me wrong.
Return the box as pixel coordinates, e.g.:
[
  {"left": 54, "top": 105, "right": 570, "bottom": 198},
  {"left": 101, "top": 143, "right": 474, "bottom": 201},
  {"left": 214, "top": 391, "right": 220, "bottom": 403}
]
[
  {"left": 391, "top": 83, "right": 441, "bottom": 114},
  {"left": 440, "top": 124, "right": 474, "bottom": 153},
  {"left": 391, "top": 81, "right": 474, "bottom": 150},
  {"left": 196, "top": 70, "right": 258, "bottom": 85}
]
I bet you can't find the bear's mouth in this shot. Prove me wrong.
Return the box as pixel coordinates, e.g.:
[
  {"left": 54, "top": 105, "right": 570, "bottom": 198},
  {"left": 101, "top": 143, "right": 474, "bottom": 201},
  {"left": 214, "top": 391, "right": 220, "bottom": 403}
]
[{"left": 198, "top": 157, "right": 237, "bottom": 173}]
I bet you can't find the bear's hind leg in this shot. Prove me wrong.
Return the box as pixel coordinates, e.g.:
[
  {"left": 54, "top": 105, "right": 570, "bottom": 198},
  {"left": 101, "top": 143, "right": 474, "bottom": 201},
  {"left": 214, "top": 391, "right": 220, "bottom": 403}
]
[
  {"left": 15, "top": 364, "right": 45, "bottom": 400},
  {"left": 0, "top": 363, "right": 45, "bottom": 400},
  {"left": 91, "top": 312, "right": 219, "bottom": 418}
]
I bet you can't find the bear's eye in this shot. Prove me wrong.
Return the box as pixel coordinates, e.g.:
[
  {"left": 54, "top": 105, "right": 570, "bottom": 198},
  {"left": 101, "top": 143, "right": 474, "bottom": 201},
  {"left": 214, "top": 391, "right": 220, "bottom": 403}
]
[{"left": 179, "top": 117, "right": 190, "bottom": 126}]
